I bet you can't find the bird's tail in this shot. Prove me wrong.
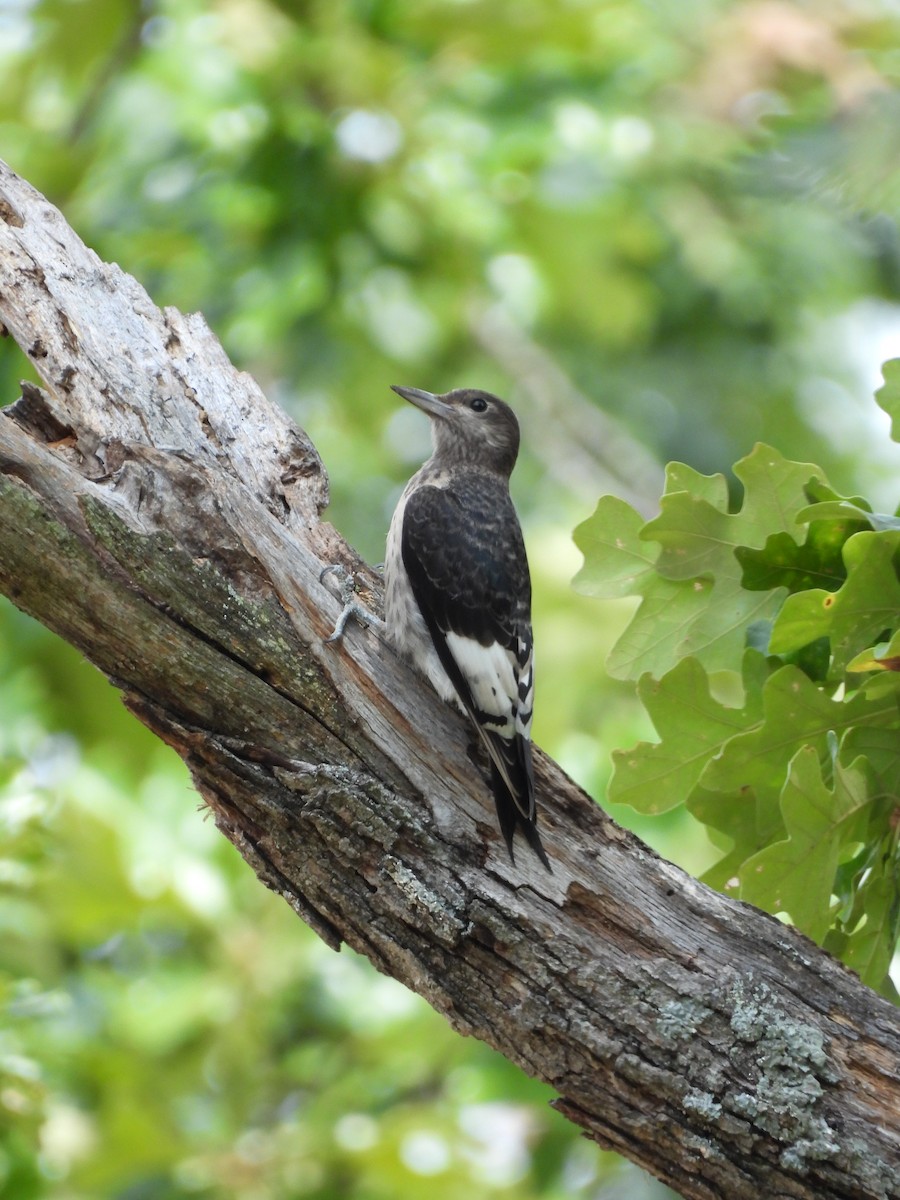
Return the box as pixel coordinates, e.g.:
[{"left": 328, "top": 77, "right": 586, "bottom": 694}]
[
  {"left": 478, "top": 723, "right": 534, "bottom": 814},
  {"left": 488, "top": 757, "right": 551, "bottom": 872}
]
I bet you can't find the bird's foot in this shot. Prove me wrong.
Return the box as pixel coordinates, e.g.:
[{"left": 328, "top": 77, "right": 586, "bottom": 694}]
[{"left": 320, "top": 564, "right": 384, "bottom": 643}]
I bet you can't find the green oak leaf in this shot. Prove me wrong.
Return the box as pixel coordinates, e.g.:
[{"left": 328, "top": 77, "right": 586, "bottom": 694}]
[
  {"left": 572, "top": 494, "right": 724, "bottom": 679},
  {"left": 664, "top": 460, "right": 730, "bottom": 508},
  {"left": 803, "top": 478, "right": 872, "bottom": 510},
  {"left": 739, "top": 747, "right": 871, "bottom": 944},
  {"left": 572, "top": 495, "right": 658, "bottom": 598},
  {"left": 846, "top": 628, "right": 900, "bottom": 674},
  {"left": 608, "top": 656, "right": 761, "bottom": 815},
  {"left": 604, "top": 575, "right": 717, "bottom": 679},
  {"left": 875, "top": 357, "right": 900, "bottom": 443},
  {"left": 643, "top": 445, "right": 820, "bottom": 582},
  {"left": 767, "top": 588, "right": 835, "bottom": 657},
  {"left": 769, "top": 530, "right": 900, "bottom": 672},
  {"left": 574, "top": 446, "right": 827, "bottom": 680},
  {"left": 701, "top": 664, "right": 898, "bottom": 816},
  {"left": 842, "top": 725, "right": 900, "bottom": 802},
  {"left": 795, "top": 501, "right": 900, "bottom": 533},
  {"left": 837, "top": 855, "right": 900, "bottom": 996},
  {"left": 690, "top": 783, "right": 782, "bottom": 895},
  {"left": 572, "top": 495, "right": 717, "bottom": 678},
  {"left": 730, "top": 444, "right": 827, "bottom": 556},
  {"left": 845, "top": 758, "right": 900, "bottom": 973},
  {"left": 797, "top": 476, "right": 900, "bottom": 535},
  {"left": 634, "top": 445, "right": 824, "bottom": 674},
  {"left": 856, "top": 666, "right": 900, "bottom": 702},
  {"left": 735, "top": 525, "right": 854, "bottom": 594},
  {"left": 832, "top": 842, "right": 877, "bottom": 928}
]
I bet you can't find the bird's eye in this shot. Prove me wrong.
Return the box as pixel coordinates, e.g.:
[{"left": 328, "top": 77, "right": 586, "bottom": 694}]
[{"left": 470, "top": 396, "right": 488, "bottom": 413}]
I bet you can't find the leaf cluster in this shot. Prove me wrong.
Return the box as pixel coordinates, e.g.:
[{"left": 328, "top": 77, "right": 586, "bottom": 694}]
[{"left": 574, "top": 366, "right": 900, "bottom": 998}]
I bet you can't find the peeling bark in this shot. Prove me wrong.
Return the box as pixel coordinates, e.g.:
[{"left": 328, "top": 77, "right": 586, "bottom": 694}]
[{"left": 0, "top": 159, "right": 897, "bottom": 1200}]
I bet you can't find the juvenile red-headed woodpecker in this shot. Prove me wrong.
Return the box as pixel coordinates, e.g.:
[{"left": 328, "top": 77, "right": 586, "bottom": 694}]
[{"left": 385, "top": 385, "right": 549, "bottom": 869}]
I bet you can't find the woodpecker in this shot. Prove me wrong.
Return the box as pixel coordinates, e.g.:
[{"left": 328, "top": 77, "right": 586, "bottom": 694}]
[{"left": 385, "top": 385, "right": 549, "bottom": 869}]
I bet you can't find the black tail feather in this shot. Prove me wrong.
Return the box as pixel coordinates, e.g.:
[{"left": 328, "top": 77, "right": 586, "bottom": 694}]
[
  {"left": 489, "top": 761, "right": 551, "bottom": 871},
  {"left": 481, "top": 727, "right": 535, "bottom": 820}
]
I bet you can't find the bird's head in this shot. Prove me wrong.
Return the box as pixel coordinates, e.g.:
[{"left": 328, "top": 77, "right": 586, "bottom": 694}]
[{"left": 390, "top": 385, "right": 520, "bottom": 476}]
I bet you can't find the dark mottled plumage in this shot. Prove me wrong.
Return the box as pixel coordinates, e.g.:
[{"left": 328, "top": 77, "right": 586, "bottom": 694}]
[{"left": 385, "top": 385, "right": 549, "bottom": 869}]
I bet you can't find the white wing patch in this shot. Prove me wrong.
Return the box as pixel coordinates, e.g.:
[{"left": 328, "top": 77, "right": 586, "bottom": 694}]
[
  {"left": 517, "top": 666, "right": 534, "bottom": 739},
  {"left": 445, "top": 632, "right": 531, "bottom": 739},
  {"left": 516, "top": 636, "right": 534, "bottom": 739}
]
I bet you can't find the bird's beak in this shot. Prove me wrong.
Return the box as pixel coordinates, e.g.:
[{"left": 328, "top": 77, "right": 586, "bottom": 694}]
[{"left": 390, "top": 385, "right": 453, "bottom": 420}]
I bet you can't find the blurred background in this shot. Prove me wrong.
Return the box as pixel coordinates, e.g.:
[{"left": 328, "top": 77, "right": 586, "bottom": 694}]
[{"left": 2, "top": 1, "right": 900, "bottom": 1196}]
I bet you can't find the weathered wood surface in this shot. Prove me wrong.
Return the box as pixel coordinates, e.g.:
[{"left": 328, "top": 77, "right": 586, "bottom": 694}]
[{"left": 0, "top": 159, "right": 897, "bottom": 1200}]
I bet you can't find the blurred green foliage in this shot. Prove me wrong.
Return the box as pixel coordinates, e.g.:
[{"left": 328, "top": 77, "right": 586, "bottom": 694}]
[{"left": 2, "top": 0, "right": 900, "bottom": 1195}]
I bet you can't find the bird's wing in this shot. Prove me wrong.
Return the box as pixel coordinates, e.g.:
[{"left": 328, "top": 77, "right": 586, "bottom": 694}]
[{"left": 400, "top": 477, "right": 535, "bottom": 819}]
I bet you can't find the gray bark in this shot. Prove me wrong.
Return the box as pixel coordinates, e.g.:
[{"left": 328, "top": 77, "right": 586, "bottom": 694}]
[{"left": 0, "top": 158, "right": 897, "bottom": 1200}]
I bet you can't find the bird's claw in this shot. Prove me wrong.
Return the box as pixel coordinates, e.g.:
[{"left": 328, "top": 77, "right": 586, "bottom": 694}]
[{"left": 320, "top": 564, "right": 384, "bottom": 643}]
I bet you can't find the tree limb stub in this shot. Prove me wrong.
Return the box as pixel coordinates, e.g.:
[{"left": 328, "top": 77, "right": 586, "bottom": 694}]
[{"left": 0, "top": 159, "right": 897, "bottom": 1200}]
